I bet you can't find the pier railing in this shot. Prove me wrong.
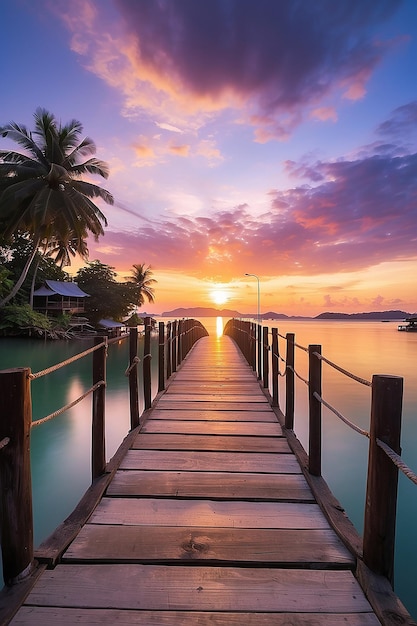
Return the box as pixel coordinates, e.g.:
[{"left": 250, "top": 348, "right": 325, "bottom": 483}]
[
  {"left": 0, "top": 318, "right": 208, "bottom": 586},
  {"left": 224, "top": 318, "right": 417, "bottom": 589}
]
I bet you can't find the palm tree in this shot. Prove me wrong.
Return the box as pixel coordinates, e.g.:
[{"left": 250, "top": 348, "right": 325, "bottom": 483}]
[
  {"left": 0, "top": 108, "right": 113, "bottom": 306},
  {"left": 129, "top": 263, "right": 157, "bottom": 307}
]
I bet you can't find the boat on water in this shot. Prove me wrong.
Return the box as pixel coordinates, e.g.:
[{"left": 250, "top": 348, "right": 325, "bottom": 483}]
[{"left": 398, "top": 317, "right": 417, "bottom": 331}]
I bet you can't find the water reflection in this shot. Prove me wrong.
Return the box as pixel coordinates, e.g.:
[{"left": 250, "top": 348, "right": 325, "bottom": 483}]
[{"left": 216, "top": 316, "right": 224, "bottom": 338}]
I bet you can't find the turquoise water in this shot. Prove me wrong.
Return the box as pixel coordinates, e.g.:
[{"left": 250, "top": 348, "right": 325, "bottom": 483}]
[{"left": 0, "top": 318, "right": 416, "bottom": 618}]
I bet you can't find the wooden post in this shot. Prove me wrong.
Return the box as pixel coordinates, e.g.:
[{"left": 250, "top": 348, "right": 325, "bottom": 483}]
[
  {"left": 262, "top": 326, "right": 269, "bottom": 389},
  {"left": 166, "top": 322, "right": 172, "bottom": 379},
  {"left": 172, "top": 320, "right": 177, "bottom": 373},
  {"left": 92, "top": 338, "right": 107, "bottom": 480},
  {"left": 257, "top": 323, "right": 262, "bottom": 380},
  {"left": 308, "top": 345, "right": 322, "bottom": 477},
  {"left": 0, "top": 368, "right": 34, "bottom": 585},
  {"left": 128, "top": 328, "right": 140, "bottom": 429},
  {"left": 177, "top": 320, "right": 183, "bottom": 365},
  {"left": 158, "top": 322, "right": 165, "bottom": 392},
  {"left": 285, "top": 333, "right": 295, "bottom": 430},
  {"left": 363, "top": 374, "right": 403, "bottom": 584},
  {"left": 143, "top": 317, "right": 152, "bottom": 410},
  {"left": 251, "top": 323, "right": 257, "bottom": 371},
  {"left": 272, "top": 328, "right": 279, "bottom": 407}
]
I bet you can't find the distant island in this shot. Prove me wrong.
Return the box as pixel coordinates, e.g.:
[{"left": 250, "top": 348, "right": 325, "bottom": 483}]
[{"left": 161, "top": 307, "right": 415, "bottom": 320}]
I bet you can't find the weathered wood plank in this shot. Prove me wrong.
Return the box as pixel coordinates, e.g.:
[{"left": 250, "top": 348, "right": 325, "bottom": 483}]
[
  {"left": 148, "top": 409, "right": 278, "bottom": 422},
  {"left": 65, "top": 525, "right": 354, "bottom": 566},
  {"left": 9, "top": 608, "right": 382, "bottom": 626},
  {"left": 89, "top": 498, "right": 329, "bottom": 529},
  {"left": 107, "top": 470, "right": 314, "bottom": 500},
  {"left": 167, "top": 383, "right": 262, "bottom": 393},
  {"left": 160, "top": 394, "right": 269, "bottom": 402},
  {"left": 155, "top": 401, "right": 267, "bottom": 411},
  {"left": 22, "top": 565, "right": 374, "bottom": 613},
  {"left": 119, "top": 449, "right": 301, "bottom": 473},
  {"left": 132, "top": 434, "right": 289, "bottom": 452},
  {"left": 140, "top": 421, "right": 281, "bottom": 436}
]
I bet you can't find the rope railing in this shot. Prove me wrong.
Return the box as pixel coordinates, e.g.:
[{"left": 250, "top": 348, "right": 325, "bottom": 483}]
[
  {"left": 29, "top": 340, "right": 107, "bottom": 380},
  {"left": 0, "top": 317, "right": 208, "bottom": 588},
  {"left": 377, "top": 438, "right": 417, "bottom": 486},
  {"left": 31, "top": 381, "right": 106, "bottom": 428},
  {"left": 223, "top": 316, "right": 412, "bottom": 587},
  {"left": 287, "top": 363, "right": 309, "bottom": 386},
  {"left": 0, "top": 437, "right": 10, "bottom": 450},
  {"left": 124, "top": 355, "right": 140, "bottom": 376},
  {"left": 313, "top": 351, "right": 372, "bottom": 387},
  {"left": 313, "top": 391, "right": 370, "bottom": 438},
  {"left": 294, "top": 341, "right": 308, "bottom": 352}
]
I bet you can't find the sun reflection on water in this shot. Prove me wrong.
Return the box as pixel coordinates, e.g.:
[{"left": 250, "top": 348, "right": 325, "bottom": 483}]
[{"left": 216, "top": 316, "right": 224, "bottom": 338}]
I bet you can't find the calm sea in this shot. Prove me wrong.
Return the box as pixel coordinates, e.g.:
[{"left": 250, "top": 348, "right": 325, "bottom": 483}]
[{"left": 0, "top": 317, "right": 416, "bottom": 618}]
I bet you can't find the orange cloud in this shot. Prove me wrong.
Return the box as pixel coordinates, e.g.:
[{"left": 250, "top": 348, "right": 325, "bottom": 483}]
[{"left": 169, "top": 143, "right": 190, "bottom": 157}]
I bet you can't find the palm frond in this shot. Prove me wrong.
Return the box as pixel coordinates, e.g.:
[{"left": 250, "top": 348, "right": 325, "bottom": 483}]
[
  {"left": 0, "top": 121, "right": 47, "bottom": 164},
  {"left": 70, "top": 157, "right": 110, "bottom": 180},
  {"left": 62, "top": 136, "right": 96, "bottom": 168},
  {"left": 71, "top": 179, "right": 114, "bottom": 205}
]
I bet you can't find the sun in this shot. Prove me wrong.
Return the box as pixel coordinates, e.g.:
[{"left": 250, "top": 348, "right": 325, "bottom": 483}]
[{"left": 210, "top": 288, "right": 230, "bottom": 306}]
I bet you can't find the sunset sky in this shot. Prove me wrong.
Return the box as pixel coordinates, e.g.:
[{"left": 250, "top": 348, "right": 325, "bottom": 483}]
[{"left": 2, "top": 0, "right": 417, "bottom": 315}]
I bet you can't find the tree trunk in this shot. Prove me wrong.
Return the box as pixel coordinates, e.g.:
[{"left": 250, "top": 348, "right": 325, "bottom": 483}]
[{"left": 0, "top": 240, "right": 39, "bottom": 307}]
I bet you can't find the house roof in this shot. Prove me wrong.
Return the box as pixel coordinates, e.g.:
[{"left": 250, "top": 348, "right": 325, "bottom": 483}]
[
  {"left": 33, "top": 280, "right": 89, "bottom": 298},
  {"left": 98, "top": 319, "right": 125, "bottom": 328}
]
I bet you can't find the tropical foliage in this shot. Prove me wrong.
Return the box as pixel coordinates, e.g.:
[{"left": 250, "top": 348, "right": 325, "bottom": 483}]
[
  {"left": 0, "top": 233, "right": 69, "bottom": 306},
  {"left": 128, "top": 263, "right": 157, "bottom": 306},
  {"left": 76, "top": 260, "right": 139, "bottom": 325},
  {"left": 0, "top": 304, "right": 71, "bottom": 339},
  {"left": 0, "top": 108, "right": 113, "bottom": 306}
]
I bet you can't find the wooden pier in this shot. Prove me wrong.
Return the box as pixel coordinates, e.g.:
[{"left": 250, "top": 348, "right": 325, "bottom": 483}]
[{"left": 8, "top": 332, "right": 384, "bottom": 625}]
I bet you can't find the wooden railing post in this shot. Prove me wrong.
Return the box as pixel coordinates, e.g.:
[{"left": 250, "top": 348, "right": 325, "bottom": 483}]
[
  {"left": 272, "top": 328, "right": 279, "bottom": 407},
  {"left": 251, "top": 323, "right": 257, "bottom": 371},
  {"left": 0, "top": 367, "right": 34, "bottom": 585},
  {"left": 129, "top": 327, "right": 140, "bottom": 429},
  {"left": 92, "top": 338, "right": 107, "bottom": 481},
  {"left": 172, "top": 320, "right": 177, "bottom": 373},
  {"left": 177, "top": 320, "right": 183, "bottom": 365},
  {"left": 143, "top": 317, "right": 152, "bottom": 410},
  {"left": 285, "top": 333, "right": 295, "bottom": 430},
  {"left": 166, "top": 321, "right": 172, "bottom": 379},
  {"left": 158, "top": 321, "right": 165, "bottom": 392},
  {"left": 308, "top": 345, "right": 322, "bottom": 477},
  {"left": 262, "top": 326, "right": 269, "bottom": 389},
  {"left": 363, "top": 374, "right": 403, "bottom": 584},
  {"left": 257, "top": 323, "right": 262, "bottom": 380}
]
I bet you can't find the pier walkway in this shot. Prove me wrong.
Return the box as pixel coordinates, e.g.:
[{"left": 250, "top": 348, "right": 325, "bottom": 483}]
[{"left": 11, "top": 334, "right": 380, "bottom": 625}]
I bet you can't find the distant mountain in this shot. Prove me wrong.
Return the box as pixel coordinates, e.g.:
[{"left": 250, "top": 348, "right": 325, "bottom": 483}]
[
  {"left": 161, "top": 307, "right": 414, "bottom": 320},
  {"left": 161, "top": 306, "right": 243, "bottom": 317},
  {"left": 315, "top": 310, "right": 411, "bottom": 320}
]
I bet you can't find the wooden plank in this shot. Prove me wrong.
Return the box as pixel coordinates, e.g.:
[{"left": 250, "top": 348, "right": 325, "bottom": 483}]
[
  {"left": 132, "top": 434, "right": 289, "bottom": 453},
  {"left": 148, "top": 409, "right": 278, "bottom": 422},
  {"left": 167, "top": 383, "right": 262, "bottom": 393},
  {"left": 107, "top": 470, "right": 314, "bottom": 501},
  {"left": 65, "top": 526, "right": 354, "bottom": 567},
  {"left": 9, "top": 607, "right": 382, "bottom": 625},
  {"left": 89, "top": 498, "right": 329, "bottom": 529},
  {"left": 119, "top": 449, "right": 301, "bottom": 473},
  {"left": 160, "top": 394, "right": 269, "bottom": 402},
  {"left": 140, "top": 421, "right": 281, "bottom": 436},
  {"left": 155, "top": 401, "right": 266, "bottom": 411},
  {"left": 23, "top": 565, "right": 374, "bottom": 613}
]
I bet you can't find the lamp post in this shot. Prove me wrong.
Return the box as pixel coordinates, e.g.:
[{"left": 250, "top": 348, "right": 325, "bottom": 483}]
[{"left": 244, "top": 273, "right": 260, "bottom": 325}]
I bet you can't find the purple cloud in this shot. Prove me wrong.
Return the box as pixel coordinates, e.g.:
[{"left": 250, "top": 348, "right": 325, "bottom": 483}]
[{"left": 114, "top": 0, "right": 402, "bottom": 138}]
